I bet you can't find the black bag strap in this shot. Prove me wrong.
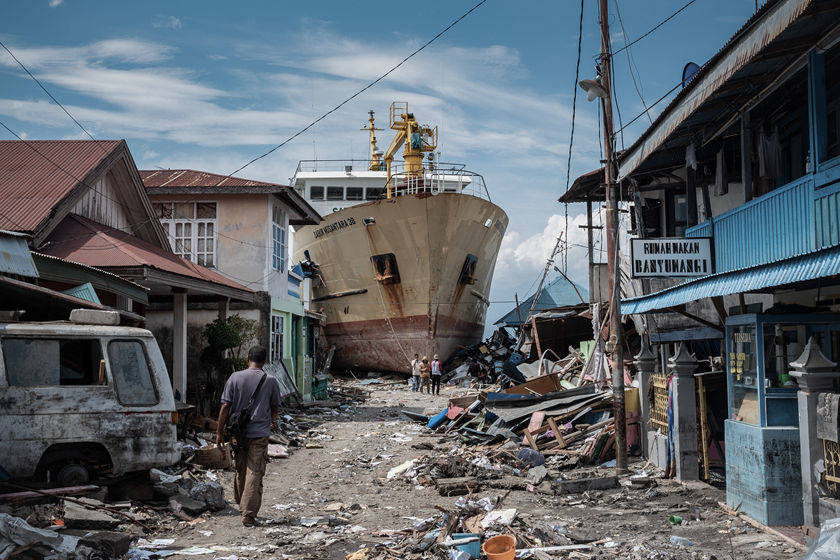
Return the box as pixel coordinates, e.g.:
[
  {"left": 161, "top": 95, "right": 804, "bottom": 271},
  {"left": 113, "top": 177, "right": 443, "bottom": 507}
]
[{"left": 244, "top": 372, "right": 268, "bottom": 411}]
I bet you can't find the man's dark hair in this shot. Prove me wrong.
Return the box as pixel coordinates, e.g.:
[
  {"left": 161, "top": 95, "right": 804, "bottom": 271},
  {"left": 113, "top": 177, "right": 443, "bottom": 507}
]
[{"left": 248, "top": 345, "right": 268, "bottom": 364}]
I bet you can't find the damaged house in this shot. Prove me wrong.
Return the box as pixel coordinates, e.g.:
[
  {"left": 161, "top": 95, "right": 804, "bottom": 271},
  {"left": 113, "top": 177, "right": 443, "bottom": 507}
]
[
  {"left": 140, "top": 169, "right": 322, "bottom": 402},
  {"left": 0, "top": 139, "right": 254, "bottom": 403},
  {"left": 567, "top": 0, "right": 840, "bottom": 529}
]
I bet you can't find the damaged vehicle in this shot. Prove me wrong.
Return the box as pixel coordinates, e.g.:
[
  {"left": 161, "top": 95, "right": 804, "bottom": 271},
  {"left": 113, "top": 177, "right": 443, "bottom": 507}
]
[{"left": 0, "top": 310, "right": 180, "bottom": 484}]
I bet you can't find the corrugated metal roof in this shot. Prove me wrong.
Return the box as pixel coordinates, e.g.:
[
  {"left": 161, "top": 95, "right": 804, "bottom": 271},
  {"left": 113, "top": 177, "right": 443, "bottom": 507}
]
[
  {"left": 617, "top": 0, "right": 816, "bottom": 180},
  {"left": 141, "top": 169, "right": 323, "bottom": 226},
  {"left": 0, "top": 140, "right": 122, "bottom": 233},
  {"left": 621, "top": 243, "right": 840, "bottom": 314},
  {"left": 41, "top": 214, "right": 253, "bottom": 294},
  {"left": 140, "top": 169, "right": 282, "bottom": 188},
  {"left": 495, "top": 276, "right": 589, "bottom": 326}
]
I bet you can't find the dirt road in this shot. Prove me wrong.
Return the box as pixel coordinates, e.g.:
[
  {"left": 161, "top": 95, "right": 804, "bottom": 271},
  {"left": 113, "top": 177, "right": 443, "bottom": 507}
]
[{"left": 153, "top": 381, "right": 804, "bottom": 559}]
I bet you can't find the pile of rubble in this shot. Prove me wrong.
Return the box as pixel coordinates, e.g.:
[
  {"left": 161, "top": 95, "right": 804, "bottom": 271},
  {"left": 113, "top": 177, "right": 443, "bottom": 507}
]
[{"left": 0, "top": 380, "right": 371, "bottom": 560}]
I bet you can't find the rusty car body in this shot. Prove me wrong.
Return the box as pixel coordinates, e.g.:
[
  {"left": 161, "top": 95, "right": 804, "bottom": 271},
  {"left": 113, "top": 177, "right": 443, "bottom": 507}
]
[{"left": 0, "top": 318, "right": 180, "bottom": 483}]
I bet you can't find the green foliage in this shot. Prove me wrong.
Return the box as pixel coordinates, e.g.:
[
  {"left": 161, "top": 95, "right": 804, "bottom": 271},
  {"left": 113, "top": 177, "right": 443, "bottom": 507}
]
[
  {"left": 202, "top": 314, "right": 260, "bottom": 375},
  {"left": 205, "top": 317, "right": 241, "bottom": 351},
  {"left": 204, "top": 314, "right": 258, "bottom": 356}
]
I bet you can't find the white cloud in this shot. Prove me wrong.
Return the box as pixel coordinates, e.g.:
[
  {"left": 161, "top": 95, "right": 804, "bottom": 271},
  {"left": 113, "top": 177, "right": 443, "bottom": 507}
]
[
  {"left": 153, "top": 15, "right": 182, "bottom": 30},
  {"left": 48, "top": 0, "right": 62, "bottom": 7}
]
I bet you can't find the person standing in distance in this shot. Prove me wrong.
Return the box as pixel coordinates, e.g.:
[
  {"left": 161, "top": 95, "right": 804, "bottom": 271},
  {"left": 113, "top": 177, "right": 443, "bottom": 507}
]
[
  {"left": 430, "top": 354, "right": 443, "bottom": 395},
  {"left": 410, "top": 353, "right": 421, "bottom": 392},
  {"left": 216, "top": 345, "right": 282, "bottom": 527},
  {"left": 419, "top": 356, "right": 431, "bottom": 394}
]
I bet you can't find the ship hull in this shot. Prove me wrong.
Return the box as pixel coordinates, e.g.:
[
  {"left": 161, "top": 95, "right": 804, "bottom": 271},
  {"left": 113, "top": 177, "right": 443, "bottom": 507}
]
[{"left": 294, "top": 192, "right": 507, "bottom": 374}]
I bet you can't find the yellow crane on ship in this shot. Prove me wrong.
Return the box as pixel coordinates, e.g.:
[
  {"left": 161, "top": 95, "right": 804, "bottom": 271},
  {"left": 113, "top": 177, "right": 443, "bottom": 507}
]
[{"left": 362, "top": 102, "right": 437, "bottom": 198}]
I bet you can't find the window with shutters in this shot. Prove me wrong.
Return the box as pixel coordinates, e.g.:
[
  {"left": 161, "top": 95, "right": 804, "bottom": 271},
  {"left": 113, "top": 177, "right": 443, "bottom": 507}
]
[{"left": 153, "top": 202, "right": 217, "bottom": 267}]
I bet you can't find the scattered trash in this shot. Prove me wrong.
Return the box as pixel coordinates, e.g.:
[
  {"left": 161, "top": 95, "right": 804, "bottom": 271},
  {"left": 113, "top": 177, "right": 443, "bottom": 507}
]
[
  {"left": 669, "top": 535, "right": 693, "bottom": 547},
  {"left": 482, "top": 534, "right": 516, "bottom": 560}
]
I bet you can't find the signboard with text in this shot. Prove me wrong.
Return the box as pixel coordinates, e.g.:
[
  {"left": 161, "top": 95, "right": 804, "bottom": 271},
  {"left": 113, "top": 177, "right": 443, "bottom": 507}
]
[{"left": 630, "top": 237, "right": 713, "bottom": 278}]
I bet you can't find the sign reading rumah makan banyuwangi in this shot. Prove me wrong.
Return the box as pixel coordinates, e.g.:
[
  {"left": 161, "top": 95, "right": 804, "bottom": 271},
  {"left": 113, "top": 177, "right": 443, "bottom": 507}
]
[{"left": 630, "top": 237, "right": 713, "bottom": 278}]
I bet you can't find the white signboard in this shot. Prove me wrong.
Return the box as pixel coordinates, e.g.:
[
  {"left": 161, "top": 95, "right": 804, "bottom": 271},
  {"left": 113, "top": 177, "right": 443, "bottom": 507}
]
[{"left": 630, "top": 237, "right": 713, "bottom": 278}]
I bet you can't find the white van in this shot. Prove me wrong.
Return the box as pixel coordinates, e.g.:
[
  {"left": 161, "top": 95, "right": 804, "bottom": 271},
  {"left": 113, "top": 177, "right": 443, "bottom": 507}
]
[{"left": 0, "top": 310, "right": 180, "bottom": 483}]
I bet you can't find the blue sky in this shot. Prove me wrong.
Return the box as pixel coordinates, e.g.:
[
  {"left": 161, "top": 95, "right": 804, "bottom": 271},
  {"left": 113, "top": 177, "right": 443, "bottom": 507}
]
[{"left": 1, "top": 0, "right": 761, "bottom": 328}]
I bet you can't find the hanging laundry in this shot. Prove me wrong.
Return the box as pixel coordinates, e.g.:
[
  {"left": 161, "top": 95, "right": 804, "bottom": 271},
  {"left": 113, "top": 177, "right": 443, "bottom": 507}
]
[
  {"left": 758, "top": 126, "right": 782, "bottom": 178},
  {"left": 714, "top": 144, "right": 728, "bottom": 196},
  {"left": 685, "top": 143, "right": 697, "bottom": 170}
]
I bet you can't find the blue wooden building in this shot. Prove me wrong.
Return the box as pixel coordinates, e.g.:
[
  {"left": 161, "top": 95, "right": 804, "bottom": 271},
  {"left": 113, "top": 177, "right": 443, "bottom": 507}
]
[{"left": 568, "top": 0, "right": 840, "bottom": 528}]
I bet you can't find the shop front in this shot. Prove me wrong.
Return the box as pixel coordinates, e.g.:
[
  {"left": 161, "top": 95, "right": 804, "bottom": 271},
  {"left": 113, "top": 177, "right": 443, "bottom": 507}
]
[{"left": 725, "top": 313, "right": 840, "bottom": 526}]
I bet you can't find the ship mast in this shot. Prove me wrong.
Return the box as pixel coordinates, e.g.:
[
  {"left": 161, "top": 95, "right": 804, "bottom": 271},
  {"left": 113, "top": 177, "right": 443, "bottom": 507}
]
[{"left": 362, "top": 110, "right": 384, "bottom": 171}]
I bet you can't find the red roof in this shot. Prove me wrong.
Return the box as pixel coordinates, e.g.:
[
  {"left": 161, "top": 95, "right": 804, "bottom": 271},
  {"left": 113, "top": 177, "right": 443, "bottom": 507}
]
[
  {"left": 140, "top": 169, "right": 285, "bottom": 188},
  {"left": 0, "top": 140, "right": 122, "bottom": 232},
  {"left": 42, "top": 214, "right": 252, "bottom": 294}
]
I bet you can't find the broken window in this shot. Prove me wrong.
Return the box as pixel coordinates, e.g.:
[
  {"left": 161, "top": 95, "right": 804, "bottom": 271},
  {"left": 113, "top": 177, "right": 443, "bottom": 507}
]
[
  {"left": 108, "top": 340, "right": 158, "bottom": 406},
  {"left": 370, "top": 253, "right": 401, "bottom": 285},
  {"left": 3, "top": 338, "right": 103, "bottom": 386},
  {"left": 458, "top": 254, "right": 479, "bottom": 285}
]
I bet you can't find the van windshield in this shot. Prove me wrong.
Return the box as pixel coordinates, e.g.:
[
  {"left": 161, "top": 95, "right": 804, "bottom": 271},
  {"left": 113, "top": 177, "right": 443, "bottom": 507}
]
[
  {"left": 108, "top": 340, "right": 158, "bottom": 406},
  {"left": 4, "top": 338, "right": 104, "bottom": 386}
]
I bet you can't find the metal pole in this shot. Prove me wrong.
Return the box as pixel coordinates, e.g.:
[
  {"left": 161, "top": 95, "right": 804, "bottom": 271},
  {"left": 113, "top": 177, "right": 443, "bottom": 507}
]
[{"left": 599, "top": 0, "right": 628, "bottom": 474}]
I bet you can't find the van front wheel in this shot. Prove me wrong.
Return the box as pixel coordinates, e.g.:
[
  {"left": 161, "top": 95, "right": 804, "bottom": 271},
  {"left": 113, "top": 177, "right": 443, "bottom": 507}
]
[{"left": 55, "top": 464, "right": 90, "bottom": 485}]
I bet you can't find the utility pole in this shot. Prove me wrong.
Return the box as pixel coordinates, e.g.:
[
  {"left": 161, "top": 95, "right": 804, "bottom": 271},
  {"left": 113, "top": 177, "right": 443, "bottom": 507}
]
[{"left": 599, "top": 0, "right": 628, "bottom": 473}]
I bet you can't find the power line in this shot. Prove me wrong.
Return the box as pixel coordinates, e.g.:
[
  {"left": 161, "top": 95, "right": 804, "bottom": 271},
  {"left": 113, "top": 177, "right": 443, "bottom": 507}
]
[
  {"left": 0, "top": 39, "right": 101, "bottom": 146},
  {"left": 612, "top": 80, "right": 682, "bottom": 137},
  {"left": 0, "top": 42, "right": 293, "bottom": 255},
  {"left": 217, "top": 0, "right": 489, "bottom": 183},
  {"left": 613, "top": 0, "right": 653, "bottom": 126},
  {"left": 612, "top": 0, "right": 699, "bottom": 57},
  {"left": 563, "top": 0, "right": 585, "bottom": 275}
]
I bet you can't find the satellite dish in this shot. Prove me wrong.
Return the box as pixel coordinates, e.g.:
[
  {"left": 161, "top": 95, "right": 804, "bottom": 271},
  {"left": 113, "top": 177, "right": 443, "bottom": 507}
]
[{"left": 682, "top": 62, "right": 700, "bottom": 88}]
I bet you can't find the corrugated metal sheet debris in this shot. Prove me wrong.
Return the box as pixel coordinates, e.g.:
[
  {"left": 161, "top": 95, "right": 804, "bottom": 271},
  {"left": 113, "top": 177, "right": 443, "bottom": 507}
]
[{"left": 0, "top": 231, "right": 38, "bottom": 278}]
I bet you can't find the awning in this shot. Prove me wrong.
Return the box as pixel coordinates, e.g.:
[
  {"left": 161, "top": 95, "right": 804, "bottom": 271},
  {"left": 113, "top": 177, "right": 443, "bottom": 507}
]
[{"left": 621, "top": 244, "right": 840, "bottom": 314}]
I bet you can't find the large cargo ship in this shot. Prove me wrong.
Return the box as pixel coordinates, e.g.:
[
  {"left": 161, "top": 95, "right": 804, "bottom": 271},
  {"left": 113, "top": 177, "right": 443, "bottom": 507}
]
[{"left": 292, "top": 102, "right": 508, "bottom": 374}]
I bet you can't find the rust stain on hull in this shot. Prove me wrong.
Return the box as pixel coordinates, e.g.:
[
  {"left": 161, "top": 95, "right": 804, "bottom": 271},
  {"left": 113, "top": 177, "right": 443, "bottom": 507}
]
[{"left": 327, "top": 313, "right": 483, "bottom": 374}]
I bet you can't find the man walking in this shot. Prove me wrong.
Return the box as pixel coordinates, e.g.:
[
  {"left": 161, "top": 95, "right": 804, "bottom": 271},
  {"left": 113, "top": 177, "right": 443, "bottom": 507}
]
[
  {"left": 216, "top": 346, "right": 282, "bottom": 527},
  {"left": 410, "top": 353, "right": 421, "bottom": 392},
  {"left": 430, "top": 354, "right": 443, "bottom": 395}
]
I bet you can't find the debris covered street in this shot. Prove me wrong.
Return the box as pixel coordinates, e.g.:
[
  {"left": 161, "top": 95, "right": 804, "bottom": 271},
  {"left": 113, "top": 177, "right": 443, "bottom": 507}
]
[{"left": 130, "top": 379, "right": 803, "bottom": 560}]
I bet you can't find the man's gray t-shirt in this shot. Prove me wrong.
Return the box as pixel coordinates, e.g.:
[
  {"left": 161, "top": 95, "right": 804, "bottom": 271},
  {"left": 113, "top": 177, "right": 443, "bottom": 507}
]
[{"left": 221, "top": 367, "right": 283, "bottom": 438}]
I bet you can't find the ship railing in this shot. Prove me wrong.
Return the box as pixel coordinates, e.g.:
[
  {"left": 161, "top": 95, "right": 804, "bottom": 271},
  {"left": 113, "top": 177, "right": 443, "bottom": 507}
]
[
  {"left": 294, "top": 159, "right": 378, "bottom": 174},
  {"left": 389, "top": 164, "right": 492, "bottom": 202}
]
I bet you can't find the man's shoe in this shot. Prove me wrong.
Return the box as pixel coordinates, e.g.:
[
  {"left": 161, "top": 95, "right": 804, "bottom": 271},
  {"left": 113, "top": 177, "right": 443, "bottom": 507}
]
[{"left": 242, "top": 517, "right": 257, "bottom": 527}]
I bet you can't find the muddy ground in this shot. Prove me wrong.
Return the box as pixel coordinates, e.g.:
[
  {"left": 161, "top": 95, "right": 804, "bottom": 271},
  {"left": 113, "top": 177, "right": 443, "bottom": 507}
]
[{"left": 150, "top": 380, "right": 806, "bottom": 559}]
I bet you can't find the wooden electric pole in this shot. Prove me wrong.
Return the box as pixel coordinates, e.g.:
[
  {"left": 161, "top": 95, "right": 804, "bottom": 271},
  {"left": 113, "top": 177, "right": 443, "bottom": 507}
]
[{"left": 599, "top": 0, "right": 628, "bottom": 473}]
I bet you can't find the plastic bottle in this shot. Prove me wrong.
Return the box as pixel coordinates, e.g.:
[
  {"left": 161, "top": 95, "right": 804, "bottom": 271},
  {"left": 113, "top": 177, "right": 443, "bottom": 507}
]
[{"left": 669, "top": 535, "right": 693, "bottom": 547}]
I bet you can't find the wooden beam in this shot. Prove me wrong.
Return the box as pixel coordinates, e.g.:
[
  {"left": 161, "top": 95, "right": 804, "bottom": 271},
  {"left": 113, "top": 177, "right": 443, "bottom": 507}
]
[
  {"left": 547, "top": 417, "right": 567, "bottom": 449},
  {"left": 738, "top": 293, "right": 747, "bottom": 314},
  {"left": 665, "top": 306, "right": 725, "bottom": 332},
  {"left": 711, "top": 296, "right": 728, "bottom": 326},
  {"left": 531, "top": 315, "right": 543, "bottom": 359}
]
